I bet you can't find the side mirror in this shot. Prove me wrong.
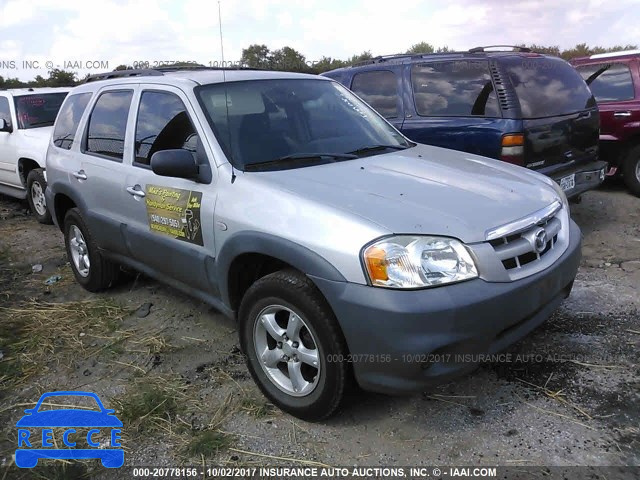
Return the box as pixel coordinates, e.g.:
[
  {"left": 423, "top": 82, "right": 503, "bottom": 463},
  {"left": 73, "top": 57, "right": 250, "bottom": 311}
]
[
  {"left": 0, "top": 118, "right": 12, "bottom": 133},
  {"left": 150, "top": 149, "right": 199, "bottom": 179}
]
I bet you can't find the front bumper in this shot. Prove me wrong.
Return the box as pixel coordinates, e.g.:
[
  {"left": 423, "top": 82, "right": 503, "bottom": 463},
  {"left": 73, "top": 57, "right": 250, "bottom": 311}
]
[
  {"left": 548, "top": 160, "right": 608, "bottom": 199},
  {"left": 311, "top": 220, "right": 582, "bottom": 394}
]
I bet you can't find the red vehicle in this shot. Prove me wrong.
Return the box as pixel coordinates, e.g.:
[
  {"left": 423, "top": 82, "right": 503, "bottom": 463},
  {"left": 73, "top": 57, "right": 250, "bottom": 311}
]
[{"left": 571, "top": 50, "right": 640, "bottom": 196}]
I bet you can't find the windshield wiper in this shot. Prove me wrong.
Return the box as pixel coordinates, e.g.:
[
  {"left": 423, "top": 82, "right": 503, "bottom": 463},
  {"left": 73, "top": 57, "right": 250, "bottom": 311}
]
[
  {"left": 348, "top": 144, "right": 409, "bottom": 156},
  {"left": 244, "top": 152, "right": 357, "bottom": 171}
]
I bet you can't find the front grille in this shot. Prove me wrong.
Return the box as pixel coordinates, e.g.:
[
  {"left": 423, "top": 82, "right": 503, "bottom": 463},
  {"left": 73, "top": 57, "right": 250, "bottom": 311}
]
[{"left": 489, "top": 215, "right": 561, "bottom": 271}]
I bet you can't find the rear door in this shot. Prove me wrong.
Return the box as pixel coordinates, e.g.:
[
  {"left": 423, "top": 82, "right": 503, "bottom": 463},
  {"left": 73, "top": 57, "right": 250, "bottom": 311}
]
[
  {"left": 79, "top": 87, "right": 137, "bottom": 256},
  {"left": 401, "top": 59, "right": 510, "bottom": 160},
  {"left": 120, "top": 85, "right": 219, "bottom": 294},
  {"left": 575, "top": 61, "right": 640, "bottom": 146},
  {"left": 0, "top": 95, "right": 18, "bottom": 186},
  {"left": 502, "top": 56, "right": 599, "bottom": 172}
]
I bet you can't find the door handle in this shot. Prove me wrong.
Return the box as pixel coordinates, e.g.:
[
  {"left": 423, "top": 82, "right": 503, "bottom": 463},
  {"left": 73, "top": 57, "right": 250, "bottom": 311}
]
[
  {"left": 73, "top": 170, "right": 87, "bottom": 180},
  {"left": 613, "top": 111, "right": 632, "bottom": 117},
  {"left": 126, "top": 186, "right": 146, "bottom": 198}
]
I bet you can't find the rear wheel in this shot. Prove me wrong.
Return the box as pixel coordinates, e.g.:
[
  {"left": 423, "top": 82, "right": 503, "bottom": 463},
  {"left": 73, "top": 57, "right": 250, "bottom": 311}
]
[
  {"left": 238, "top": 270, "right": 348, "bottom": 421},
  {"left": 623, "top": 145, "right": 640, "bottom": 197},
  {"left": 63, "top": 208, "right": 119, "bottom": 292},
  {"left": 26, "top": 168, "right": 53, "bottom": 224}
]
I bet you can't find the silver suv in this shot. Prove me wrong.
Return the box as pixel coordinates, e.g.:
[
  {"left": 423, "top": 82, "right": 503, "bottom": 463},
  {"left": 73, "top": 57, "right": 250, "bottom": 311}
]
[{"left": 45, "top": 68, "right": 582, "bottom": 420}]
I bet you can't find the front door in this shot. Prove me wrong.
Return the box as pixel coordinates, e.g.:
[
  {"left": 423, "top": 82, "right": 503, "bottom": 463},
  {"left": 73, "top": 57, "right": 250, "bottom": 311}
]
[
  {"left": 0, "top": 96, "right": 18, "bottom": 186},
  {"left": 120, "top": 86, "right": 218, "bottom": 295}
]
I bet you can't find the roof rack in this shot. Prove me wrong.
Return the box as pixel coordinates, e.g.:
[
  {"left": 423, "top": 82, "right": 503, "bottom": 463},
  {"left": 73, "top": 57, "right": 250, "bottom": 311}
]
[
  {"left": 353, "top": 51, "right": 468, "bottom": 67},
  {"left": 84, "top": 69, "right": 164, "bottom": 83},
  {"left": 590, "top": 49, "right": 640, "bottom": 59},
  {"left": 83, "top": 65, "right": 259, "bottom": 83},
  {"left": 468, "top": 45, "right": 531, "bottom": 53}
]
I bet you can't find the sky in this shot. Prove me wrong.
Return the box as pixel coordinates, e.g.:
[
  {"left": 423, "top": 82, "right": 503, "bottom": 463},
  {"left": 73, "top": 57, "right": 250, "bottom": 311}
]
[{"left": 1, "top": 0, "right": 639, "bottom": 81}]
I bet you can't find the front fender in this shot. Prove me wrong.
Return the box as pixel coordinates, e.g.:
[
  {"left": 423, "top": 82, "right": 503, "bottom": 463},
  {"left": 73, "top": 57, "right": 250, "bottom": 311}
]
[{"left": 216, "top": 231, "right": 346, "bottom": 309}]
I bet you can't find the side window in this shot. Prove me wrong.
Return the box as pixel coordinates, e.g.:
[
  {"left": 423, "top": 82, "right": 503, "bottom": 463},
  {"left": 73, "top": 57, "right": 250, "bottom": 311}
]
[
  {"left": 351, "top": 70, "right": 399, "bottom": 118},
  {"left": 134, "top": 91, "right": 197, "bottom": 166},
  {"left": 577, "top": 63, "right": 635, "bottom": 102},
  {"left": 85, "top": 90, "right": 133, "bottom": 160},
  {"left": 0, "top": 97, "right": 11, "bottom": 126},
  {"left": 53, "top": 93, "right": 92, "bottom": 150},
  {"left": 411, "top": 61, "right": 500, "bottom": 117}
]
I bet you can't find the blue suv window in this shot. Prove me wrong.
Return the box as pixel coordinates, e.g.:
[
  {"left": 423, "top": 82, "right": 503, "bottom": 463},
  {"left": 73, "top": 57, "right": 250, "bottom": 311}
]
[
  {"left": 576, "top": 63, "right": 635, "bottom": 102},
  {"left": 503, "top": 57, "right": 595, "bottom": 118},
  {"left": 411, "top": 61, "right": 500, "bottom": 117},
  {"left": 351, "top": 70, "right": 399, "bottom": 118},
  {"left": 53, "top": 93, "right": 92, "bottom": 150},
  {"left": 85, "top": 90, "right": 133, "bottom": 161}
]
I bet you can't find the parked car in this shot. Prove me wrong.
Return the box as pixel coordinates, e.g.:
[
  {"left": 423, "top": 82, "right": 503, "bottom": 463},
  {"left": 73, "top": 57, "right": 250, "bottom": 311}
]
[
  {"left": 570, "top": 50, "right": 640, "bottom": 196},
  {"left": 0, "top": 87, "right": 70, "bottom": 223},
  {"left": 46, "top": 68, "right": 581, "bottom": 420},
  {"left": 323, "top": 46, "right": 607, "bottom": 199}
]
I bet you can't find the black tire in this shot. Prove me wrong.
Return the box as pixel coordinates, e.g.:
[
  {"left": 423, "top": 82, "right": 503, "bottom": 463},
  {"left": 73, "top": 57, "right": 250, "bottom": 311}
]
[
  {"left": 26, "top": 168, "right": 53, "bottom": 224},
  {"left": 63, "top": 208, "right": 119, "bottom": 292},
  {"left": 238, "top": 269, "right": 348, "bottom": 421},
  {"left": 623, "top": 146, "right": 640, "bottom": 197}
]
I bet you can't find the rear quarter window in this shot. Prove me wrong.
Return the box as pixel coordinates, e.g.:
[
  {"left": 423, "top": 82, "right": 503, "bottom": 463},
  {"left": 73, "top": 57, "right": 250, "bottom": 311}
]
[
  {"left": 53, "top": 93, "right": 93, "bottom": 150},
  {"left": 576, "top": 63, "right": 635, "bottom": 102},
  {"left": 503, "top": 57, "right": 596, "bottom": 118},
  {"left": 410, "top": 60, "right": 500, "bottom": 117}
]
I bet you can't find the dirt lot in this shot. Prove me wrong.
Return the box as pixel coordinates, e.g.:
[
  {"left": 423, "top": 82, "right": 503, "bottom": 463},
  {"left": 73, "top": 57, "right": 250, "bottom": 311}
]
[{"left": 0, "top": 181, "right": 638, "bottom": 478}]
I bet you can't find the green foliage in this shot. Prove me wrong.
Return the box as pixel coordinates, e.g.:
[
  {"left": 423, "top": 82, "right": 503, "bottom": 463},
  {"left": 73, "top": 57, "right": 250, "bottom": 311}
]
[
  {"left": 407, "top": 42, "right": 435, "bottom": 54},
  {"left": 184, "top": 430, "right": 232, "bottom": 457}
]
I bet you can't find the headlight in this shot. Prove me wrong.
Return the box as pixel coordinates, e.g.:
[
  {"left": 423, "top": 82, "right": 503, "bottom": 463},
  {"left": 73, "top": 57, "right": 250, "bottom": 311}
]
[{"left": 362, "top": 236, "right": 478, "bottom": 289}]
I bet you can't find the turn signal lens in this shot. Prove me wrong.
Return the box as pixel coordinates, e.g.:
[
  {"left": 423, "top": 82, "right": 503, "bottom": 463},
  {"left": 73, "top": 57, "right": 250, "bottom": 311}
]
[
  {"left": 364, "top": 246, "right": 389, "bottom": 283},
  {"left": 501, "top": 134, "right": 524, "bottom": 147}
]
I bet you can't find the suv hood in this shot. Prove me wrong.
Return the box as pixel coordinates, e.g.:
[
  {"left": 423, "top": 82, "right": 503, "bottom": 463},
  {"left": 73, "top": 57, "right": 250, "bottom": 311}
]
[
  {"left": 21, "top": 126, "right": 54, "bottom": 141},
  {"left": 257, "top": 144, "right": 560, "bottom": 244}
]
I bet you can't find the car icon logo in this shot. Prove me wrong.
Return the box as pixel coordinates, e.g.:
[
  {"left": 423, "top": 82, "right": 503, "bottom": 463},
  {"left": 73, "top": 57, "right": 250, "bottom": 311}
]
[{"left": 15, "top": 391, "right": 124, "bottom": 468}]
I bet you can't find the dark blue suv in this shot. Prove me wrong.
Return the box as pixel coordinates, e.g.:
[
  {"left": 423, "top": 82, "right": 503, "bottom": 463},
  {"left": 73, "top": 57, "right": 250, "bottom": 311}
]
[{"left": 323, "top": 46, "right": 608, "bottom": 199}]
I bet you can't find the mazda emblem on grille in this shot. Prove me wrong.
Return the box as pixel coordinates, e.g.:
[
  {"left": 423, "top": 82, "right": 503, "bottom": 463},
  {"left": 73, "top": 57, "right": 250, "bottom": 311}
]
[{"left": 533, "top": 228, "right": 548, "bottom": 254}]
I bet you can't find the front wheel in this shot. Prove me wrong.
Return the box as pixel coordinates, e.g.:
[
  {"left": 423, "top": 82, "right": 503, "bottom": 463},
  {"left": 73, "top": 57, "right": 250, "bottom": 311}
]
[
  {"left": 26, "top": 168, "right": 53, "bottom": 224},
  {"left": 239, "top": 270, "right": 348, "bottom": 421},
  {"left": 623, "top": 145, "right": 640, "bottom": 197}
]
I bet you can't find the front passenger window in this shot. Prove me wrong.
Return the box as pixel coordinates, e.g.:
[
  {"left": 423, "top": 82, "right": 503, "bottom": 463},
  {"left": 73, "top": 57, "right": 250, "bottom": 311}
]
[
  {"left": 134, "top": 91, "right": 197, "bottom": 166},
  {"left": 0, "top": 97, "right": 11, "bottom": 126}
]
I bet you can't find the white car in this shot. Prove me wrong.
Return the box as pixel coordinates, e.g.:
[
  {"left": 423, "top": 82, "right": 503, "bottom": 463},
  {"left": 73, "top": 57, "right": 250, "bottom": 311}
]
[{"left": 0, "top": 87, "right": 70, "bottom": 223}]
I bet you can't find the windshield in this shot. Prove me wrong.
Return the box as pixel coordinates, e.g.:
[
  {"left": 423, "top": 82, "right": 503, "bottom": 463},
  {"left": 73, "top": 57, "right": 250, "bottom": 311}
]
[
  {"left": 196, "top": 79, "right": 411, "bottom": 169},
  {"left": 14, "top": 92, "right": 68, "bottom": 129}
]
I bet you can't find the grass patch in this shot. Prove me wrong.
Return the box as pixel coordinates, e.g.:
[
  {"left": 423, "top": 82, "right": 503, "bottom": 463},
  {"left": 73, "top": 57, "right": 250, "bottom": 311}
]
[
  {"left": 115, "top": 375, "right": 189, "bottom": 434},
  {"left": 184, "top": 430, "right": 232, "bottom": 457},
  {"left": 241, "top": 395, "right": 274, "bottom": 418},
  {"left": 0, "top": 299, "right": 128, "bottom": 389}
]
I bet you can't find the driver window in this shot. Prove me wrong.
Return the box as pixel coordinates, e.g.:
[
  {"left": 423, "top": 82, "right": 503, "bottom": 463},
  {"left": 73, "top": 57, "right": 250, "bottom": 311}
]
[{"left": 134, "top": 91, "right": 198, "bottom": 166}]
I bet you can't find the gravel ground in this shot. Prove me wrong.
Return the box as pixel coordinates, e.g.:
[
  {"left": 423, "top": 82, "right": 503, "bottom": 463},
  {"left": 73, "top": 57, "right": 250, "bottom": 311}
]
[{"left": 0, "top": 180, "right": 638, "bottom": 479}]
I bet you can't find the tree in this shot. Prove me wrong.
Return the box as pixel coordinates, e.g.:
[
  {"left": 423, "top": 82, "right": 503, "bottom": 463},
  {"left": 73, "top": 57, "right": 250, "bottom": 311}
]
[
  {"left": 47, "top": 69, "right": 77, "bottom": 87},
  {"left": 347, "top": 51, "right": 373, "bottom": 65},
  {"left": 241, "top": 44, "right": 271, "bottom": 68},
  {"left": 406, "top": 42, "right": 435, "bottom": 54},
  {"left": 270, "top": 46, "right": 310, "bottom": 72},
  {"left": 311, "top": 56, "right": 347, "bottom": 74}
]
